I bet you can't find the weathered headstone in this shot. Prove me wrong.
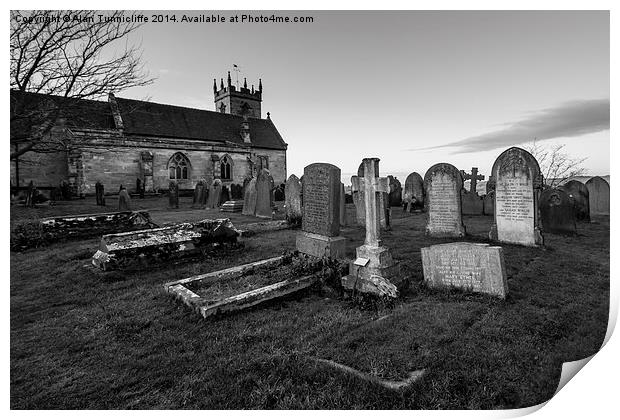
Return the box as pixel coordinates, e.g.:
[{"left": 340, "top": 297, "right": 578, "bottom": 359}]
[
  {"left": 585, "top": 176, "right": 610, "bottom": 217},
  {"left": 559, "top": 180, "right": 590, "bottom": 221},
  {"left": 421, "top": 243, "right": 508, "bottom": 298},
  {"left": 403, "top": 172, "right": 425, "bottom": 213},
  {"left": 24, "top": 181, "right": 35, "bottom": 208},
  {"left": 274, "top": 184, "right": 285, "bottom": 202},
  {"left": 539, "top": 188, "right": 576, "bottom": 235},
  {"left": 285, "top": 174, "right": 302, "bottom": 225},
  {"left": 340, "top": 182, "right": 346, "bottom": 227},
  {"left": 220, "top": 185, "right": 230, "bottom": 204},
  {"left": 483, "top": 191, "right": 494, "bottom": 216},
  {"left": 118, "top": 186, "right": 131, "bottom": 211},
  {"left": 296, "top": 163, "right": 345, "bottom": 258},
  {"left": 489, "top": 147, "right": 544, "bottom": 247},
  {"left": 95, "top": 181, "right": 105, "bottom": 206},
  {"left": 242, "top": 178, "right": 257, "bottom": 216},
  {"left": 388, "top": 176, "right": 402, "bottom": 207},
  {"left": 136, "top": 178, "right": 144, "bottom": 199},
  {"left": 255, "top": 169, "right": 273, "bottom": 218},
  {"left": 342, "top": 158, "right": 402, "bottom": 298},
  {"left": 192, "top": 179, "right": 208, "bottom": 209},
  {"left": 207, "top": 179, "right": 223, "bottom": 209},
  {"left": 168, "top": 180, "right": 179, "bottom": 209},
  {"left": 423, "top": 163, "right": 466, "bottom": 238},
  {"left": 230, "top": 183, "right": 243, "bottom": 200}
]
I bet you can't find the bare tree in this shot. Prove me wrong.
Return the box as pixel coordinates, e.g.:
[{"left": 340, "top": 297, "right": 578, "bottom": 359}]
[
  {"left": 10, "top": 10, "right": 155, "bottom": 159},
  {"left": 524, "top": 140, "right": 587, "bottom": 188}
]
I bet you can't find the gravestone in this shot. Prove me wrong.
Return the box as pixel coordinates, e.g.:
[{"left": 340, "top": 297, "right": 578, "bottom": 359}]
[
  {"left": 423, "top": 163, "right": 466, "bottom": 238},
  {"left": 483, "top": 191, "right": 494, "bottom": 216},
  {"left": 242, "top": 178, "right": 257, "bottom": 216},
  {"left": 403, "top": 172, "right": 425, "bottom": 213},
  {"left": 585, "top": 176, "right": 610, "bottom": 217},
  {"left": 539, "top": 188, "right": 576, "bottom": 235},
  {"left": 220, "top": 185, "right": 230, "bottom": 204},
  {"left": 352, "top": 161, "right": 389, "bottom": 228},
  {"left": 24, "top": 181, "right": 35, "bottom": 208},
  {"left": 118, "top": 186, "right": 131, "bottom": 211},
  {"left": 168, "top": 180, "right": 179, "bottom": 209},
  {"left": 230, "top": 183, "right": 243, "bottom": 200},
  {"left": 95, "top": 182, "right": 105, "bottom": 206},
  {"left": 486, "top": 176, "right": 496, "bottom": 194},
  {"left": 136, "top": 178, "right": 144, "bottom": 199},
  {"left": 296, "top": 163, "right": 345, "bottom": 258},
  {"left": 460, "top": 167, "right": 485, "bottom": 215},
  {"left": 255, "top": 169, "right": 274, "bottom": 218},
  {"left": 340, "top": 182, "right": 346, "bottom": 227},
  {"left": 388, "top": 176, "right": 402, "bottom": 207},
  {"left": 489, "top": 147, "right": 544, "bottom": 247},
  {"left": 274, "top": 184, "right": 285, "bottom": 201},
  {"left": 421, "top": 243, "right": 508, "bottom": 298},
  {"left": 342, "top": 158, "right": 402, "bottom": 298},
  {"left": 285, "top": 174, "right": 302, "bottom": 225},
  {"left": 207, "top": 179, "right": 223, "bottom": 209},
  {"left": 559, "top": 180, "right": 589, "bottom": 221},
  {"left": 192, "top": 179, "right": 208, "bottom": 209}
]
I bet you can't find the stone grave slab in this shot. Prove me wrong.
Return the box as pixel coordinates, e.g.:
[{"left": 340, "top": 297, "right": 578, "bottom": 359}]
[
  {"left": 91, "top": 218, "right": 239, "bottom": 271},
  {"left": 255, "top": 169, "right": 274, "bottom": 218},
  {"left": 421, "top": 242, "right": 508, "bottom": 298}
]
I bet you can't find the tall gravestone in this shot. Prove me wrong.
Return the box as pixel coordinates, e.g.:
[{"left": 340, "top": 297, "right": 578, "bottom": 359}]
[
  {"left": 295, "top": 163, "right": 345, "bottom": 258},
  {"left": 424, "top": 163, "right": 466, "bottom": 238},
  {"left": 341, "top": 158, "right": 402, "bottom": 298},
  {"left": 539, "top": 188, "right": 576, "bottom": 235},
  {"left": 560, "top": 180, "right": 590, "bottom": 221},
  {"left": 403, "top": 172, "right": 425, "bottom": 213},
  {"left": 206, "top": 179, "right": 223, "bottom": 209},
  {"left": 118, "top": 187, "right": 131, "bottom": 211},
  {"left": 340, "top": 182, "right": 346, "bottom": 227},
  {"left": 95, "top": 181, "right": 105, "bottom": 206},
  {"left": 168, "top": 180, "right": 179, "bottom": 209},
  {"left": 255, "top": 169, "right": 273, "bottom": 218},
  {"left": 388, "top": 176, "right": 402, "bottom": 207},
  {"left": 585, "top": 176, "right": 610, "bottom": 217},
  {"left": 489, "top": 147, "right": 543, "bottom": 247},
  {"left": 285, "top": 174, "right": 302, "bottom": 225},
  {"left": 192, "top": 179, "right": 208, "bottom": 209},
  {"left": 242, "top": 178, "right": 257, "bottom": 216}
]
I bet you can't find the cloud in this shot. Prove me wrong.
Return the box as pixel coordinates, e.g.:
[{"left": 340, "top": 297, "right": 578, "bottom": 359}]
[{"left": 411, "top": 99, "right": 610, "bottom": 153}]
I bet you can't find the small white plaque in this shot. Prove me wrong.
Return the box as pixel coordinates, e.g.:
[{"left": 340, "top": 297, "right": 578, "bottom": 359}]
[{"left": 353, "top": 257, "right": 370, "bottom": 267}]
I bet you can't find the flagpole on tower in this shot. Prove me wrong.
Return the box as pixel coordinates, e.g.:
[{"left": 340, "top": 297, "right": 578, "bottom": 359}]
[{"left": 233, "top": 64, "right": 240, "bottom": 89}]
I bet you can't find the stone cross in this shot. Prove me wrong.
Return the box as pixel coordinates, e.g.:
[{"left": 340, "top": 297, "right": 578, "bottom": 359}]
[
  {"left": 460, "top": 167, "right": 485, "bottom": 193},
  {"left": 354, "top": 158, "right": 390, "bottom": 247}
]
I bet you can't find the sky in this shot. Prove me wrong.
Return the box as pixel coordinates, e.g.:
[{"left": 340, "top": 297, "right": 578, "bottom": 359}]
[{"left": 117, "top": 10, "right": 610, "bottom": 182}]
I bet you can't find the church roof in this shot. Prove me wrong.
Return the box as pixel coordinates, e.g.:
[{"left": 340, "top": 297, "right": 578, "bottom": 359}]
[
  {"left": 115, "top": 97, "right": 286, "bottom": 150},
  {"left": 10, "top": 90, "right": 287, "bottom": 150}
]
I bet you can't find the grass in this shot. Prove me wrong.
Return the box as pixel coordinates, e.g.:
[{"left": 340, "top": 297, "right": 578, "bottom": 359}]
[{"left": 10, "top": 198, "right": 609, "bottom": 409}]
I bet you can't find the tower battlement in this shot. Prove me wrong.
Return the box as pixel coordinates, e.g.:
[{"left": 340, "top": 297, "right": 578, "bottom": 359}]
[{"left": 213, "top": 72, "right": 262, "bottom": 119}]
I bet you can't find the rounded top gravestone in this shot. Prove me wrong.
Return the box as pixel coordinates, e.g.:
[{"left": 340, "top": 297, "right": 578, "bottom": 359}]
[
  {"left": 285, "top": 174, "right": 302, "bottom": 223},
  {"left": 423, "top": 163, "right": 466, "bottom": 238},
  {"left": 585, "top": 176, "right": 609, "bottom": 216},
  {"left": 404, "top": 172, "right": 425, "bottom": 207},
  {"left": 490, "top": 147, "right": 543, "bottom": 247}
]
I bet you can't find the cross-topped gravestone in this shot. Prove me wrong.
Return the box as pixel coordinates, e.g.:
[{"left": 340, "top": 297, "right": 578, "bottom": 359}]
[
  {"left": 351, "top": 161, "right": 389, "bottom": 229},
  {"left": 460, "top": 167, "right": 485, "bottom": 193},
  {"left": 342, "top": 158, "right": 403, "bottom": 298}
]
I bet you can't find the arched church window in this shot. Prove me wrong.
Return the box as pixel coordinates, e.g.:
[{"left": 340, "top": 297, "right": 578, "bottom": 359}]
[
  {"left": 219, "top": 103, "right": 226, "bottom": 113},
  {"left": 220, "top": 155, "right": 233, "bottom": 180},
  {"left": 168, "top": 152, "right": 190, "bottom": 180}
]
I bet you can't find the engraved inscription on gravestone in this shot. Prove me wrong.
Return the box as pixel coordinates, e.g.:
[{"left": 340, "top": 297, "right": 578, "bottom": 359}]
[
  {"left": 302, "top": 164, "right": 340, "bottom": 237},
  {"left": 421, "top": 242, "right": 508, "bottom": 298},
  {"left": 424, "top": 163, "right": 466, "bottom": 237}
]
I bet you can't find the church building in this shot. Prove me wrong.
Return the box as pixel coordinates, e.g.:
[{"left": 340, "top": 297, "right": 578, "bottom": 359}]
[{"left": 10, "top": 72, "right": 288, "bottom": 196}]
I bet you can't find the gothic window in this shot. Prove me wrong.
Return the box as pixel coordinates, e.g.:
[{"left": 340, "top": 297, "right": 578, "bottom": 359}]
[
  {"left": 220, "top": 155, "right": 233, "bottom": 180},
  {"left": 168, "top": 152, "right": 190, "bottom": 180},
  {"left": 219, "top": 103, "right": 226, "bottom": 113}
]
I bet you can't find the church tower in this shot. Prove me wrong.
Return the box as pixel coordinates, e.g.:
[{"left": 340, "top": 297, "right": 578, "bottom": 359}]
[{"left": 213, "top": 72, "right": 262, "bottom": 119}]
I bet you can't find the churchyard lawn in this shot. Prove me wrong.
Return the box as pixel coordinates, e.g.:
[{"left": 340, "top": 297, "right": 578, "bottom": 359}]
[{"left": 10, "top": 199, "right": 609, "bottom": 409}]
